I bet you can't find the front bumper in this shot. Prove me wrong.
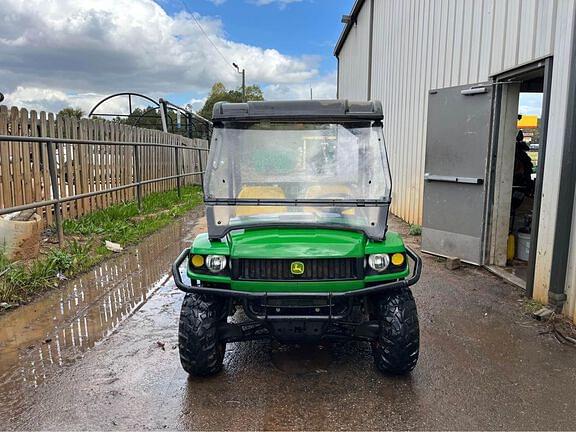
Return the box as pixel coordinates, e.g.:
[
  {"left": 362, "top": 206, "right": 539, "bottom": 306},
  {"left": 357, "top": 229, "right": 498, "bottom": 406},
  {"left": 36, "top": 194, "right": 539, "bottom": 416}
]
[{"left": 172, "top": 246, "right": 422, "bottom": 298}]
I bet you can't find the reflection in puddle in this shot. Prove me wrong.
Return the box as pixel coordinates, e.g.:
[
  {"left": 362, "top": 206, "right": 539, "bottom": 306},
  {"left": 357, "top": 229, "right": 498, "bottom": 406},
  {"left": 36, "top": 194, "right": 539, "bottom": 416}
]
[
  {"left": 0, "top": 212, "right": 202, "bottom": 419},
  {"left": 270, "top": 344, "right": 333, "bottom": 375}
]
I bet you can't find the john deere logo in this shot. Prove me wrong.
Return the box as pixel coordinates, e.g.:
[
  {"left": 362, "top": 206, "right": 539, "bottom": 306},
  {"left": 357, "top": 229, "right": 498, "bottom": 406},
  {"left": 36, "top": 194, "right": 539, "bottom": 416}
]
[{"left": 291, "top": 261, "right": 305, "bottom": 275}]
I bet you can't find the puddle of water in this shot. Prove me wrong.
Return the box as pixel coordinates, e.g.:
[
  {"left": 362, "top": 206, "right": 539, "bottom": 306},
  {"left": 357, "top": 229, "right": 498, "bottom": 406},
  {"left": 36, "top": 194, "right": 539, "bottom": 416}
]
[
  {"left": 0, "top": 211, "right": 204, "bottom": 418},
  {"left": 270, "top": 344, "right": 333, "bottom": 375}
]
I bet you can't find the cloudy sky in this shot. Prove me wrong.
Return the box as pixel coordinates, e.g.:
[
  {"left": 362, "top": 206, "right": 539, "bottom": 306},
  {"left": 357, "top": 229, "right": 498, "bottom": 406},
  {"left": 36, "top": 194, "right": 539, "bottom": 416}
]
[
  {"left": 1, "top": 0, "right": 349, "bottom": 115},
  {"left": 518, "top": 93, "right": 543, "bottom": 116}
]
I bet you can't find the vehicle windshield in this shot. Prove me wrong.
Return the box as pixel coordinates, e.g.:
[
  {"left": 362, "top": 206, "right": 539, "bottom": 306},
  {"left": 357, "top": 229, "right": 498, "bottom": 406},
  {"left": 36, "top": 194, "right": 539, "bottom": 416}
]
[{"left": 204, "top": 121, "right": 391, "bottom": 239}]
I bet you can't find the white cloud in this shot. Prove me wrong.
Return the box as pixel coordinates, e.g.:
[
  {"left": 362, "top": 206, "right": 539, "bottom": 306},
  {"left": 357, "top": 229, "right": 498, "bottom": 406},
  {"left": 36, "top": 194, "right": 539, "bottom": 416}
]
[
  {"left": 264, "top": 72, "right": 337, "bottom": 100},
  {"left": 0, "top": 0, "right": 321, "bottom": 113},
  {"left": 3, "top": 86, "right": 150, "bottom": 115},
  {"left": 209, "top": 0, "right": 227, "bottom": 5},
  {"left": 186, "top": 97, "right": 207, "bottom": 112}
]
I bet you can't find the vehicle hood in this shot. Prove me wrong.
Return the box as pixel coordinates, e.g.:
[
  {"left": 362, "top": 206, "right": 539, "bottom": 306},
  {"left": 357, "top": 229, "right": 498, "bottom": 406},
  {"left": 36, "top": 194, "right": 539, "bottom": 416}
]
[{"left": 228, "top": 228, "right": 365, "bottom": 259}]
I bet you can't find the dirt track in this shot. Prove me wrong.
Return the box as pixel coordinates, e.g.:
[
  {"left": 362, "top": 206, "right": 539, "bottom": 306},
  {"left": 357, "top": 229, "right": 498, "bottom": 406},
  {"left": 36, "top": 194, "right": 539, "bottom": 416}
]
[{"left": 1, "top": 210, "right": 575, "bottom": 430}]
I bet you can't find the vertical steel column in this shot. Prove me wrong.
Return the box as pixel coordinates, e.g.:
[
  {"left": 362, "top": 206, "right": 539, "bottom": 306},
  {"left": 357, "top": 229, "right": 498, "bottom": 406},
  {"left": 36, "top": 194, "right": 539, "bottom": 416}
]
[
  {"left": 187, "top": 113, "right": 193, "bottom": 139},
  {"left": 175, "top": 146, "right": 181, "bottom": 198},
  {"left": 133, "top": 144, "right": 142, "bottom": 211},
  {"left": 159, "top": 99, "right": 169, "bottom": 133},
  {"left": 46, "top": 139, "right": 64, "bottom": 246}
]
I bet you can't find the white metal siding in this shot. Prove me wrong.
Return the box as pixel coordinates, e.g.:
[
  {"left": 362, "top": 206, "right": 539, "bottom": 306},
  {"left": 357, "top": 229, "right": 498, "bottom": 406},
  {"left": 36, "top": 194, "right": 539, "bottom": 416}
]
[
  {"left": 339, "top": 0, "right": 571, "bottom": 224},
  {"left": 337, "top": 0, "right": 576, "bottom": 318},
  {"left": 337, "top": 2, "right": 371, "bottom": 100}
]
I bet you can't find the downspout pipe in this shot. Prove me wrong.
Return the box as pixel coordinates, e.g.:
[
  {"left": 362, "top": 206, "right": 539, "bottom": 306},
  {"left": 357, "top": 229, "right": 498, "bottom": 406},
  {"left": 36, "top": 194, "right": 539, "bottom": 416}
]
[
  {"left": 367, "top": 0, "right": 374, "bottom": 101},
  {"left": 547, "top": 7, "right": 576, "bottom": 310},
  {"left": 336, "top": 57, "right": 340, "bottom": 99}
]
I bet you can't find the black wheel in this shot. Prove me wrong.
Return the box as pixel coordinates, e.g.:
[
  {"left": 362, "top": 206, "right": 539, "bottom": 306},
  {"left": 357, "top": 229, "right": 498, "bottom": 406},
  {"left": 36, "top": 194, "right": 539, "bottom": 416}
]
[
  {"left": 371, "top": 288, "right": 419, "bottom": 375},
  {"left": 178, "top": 293, "right": 226, "bottom": 377}
]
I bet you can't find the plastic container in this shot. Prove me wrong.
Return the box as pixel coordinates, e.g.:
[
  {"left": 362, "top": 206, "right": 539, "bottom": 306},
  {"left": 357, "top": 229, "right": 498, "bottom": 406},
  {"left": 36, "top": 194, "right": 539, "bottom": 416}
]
[
  {"left": 0, "top": 213, "right": 42, "bottom": 261},
  {"left": 516, "top": 232, "right": 531, "bottom": 261}
]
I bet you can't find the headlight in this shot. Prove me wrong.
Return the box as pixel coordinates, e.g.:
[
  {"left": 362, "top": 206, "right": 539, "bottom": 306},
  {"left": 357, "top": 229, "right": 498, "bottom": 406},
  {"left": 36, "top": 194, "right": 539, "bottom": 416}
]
[
  {"left": 205, "top": 255, "right": 227, "bottom": 273},
  {"left": 368, "top": 254, "right": 390, "bottom": 272}
]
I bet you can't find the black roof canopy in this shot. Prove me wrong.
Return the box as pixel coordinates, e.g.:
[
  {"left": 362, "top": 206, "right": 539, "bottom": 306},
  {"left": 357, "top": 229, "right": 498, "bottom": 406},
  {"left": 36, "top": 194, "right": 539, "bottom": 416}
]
[{"left": 212, "top": 99, "right": 383, "bottom": 123}]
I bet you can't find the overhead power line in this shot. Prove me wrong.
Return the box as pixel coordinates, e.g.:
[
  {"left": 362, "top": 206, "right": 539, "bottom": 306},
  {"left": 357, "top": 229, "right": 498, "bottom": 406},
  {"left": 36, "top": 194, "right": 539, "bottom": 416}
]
[{"left": 176, "top": 0, "right": 237, "bottom": 73}]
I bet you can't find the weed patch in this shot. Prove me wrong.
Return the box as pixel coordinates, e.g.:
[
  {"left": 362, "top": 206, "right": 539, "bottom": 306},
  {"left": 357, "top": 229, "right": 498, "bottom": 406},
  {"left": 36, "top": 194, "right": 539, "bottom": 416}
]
[
  {"left": 523, "top": 298, "right": 544, "bottom": 315},
  {"left": 409, "top": 224, "right": 422, "bottom": 236}
]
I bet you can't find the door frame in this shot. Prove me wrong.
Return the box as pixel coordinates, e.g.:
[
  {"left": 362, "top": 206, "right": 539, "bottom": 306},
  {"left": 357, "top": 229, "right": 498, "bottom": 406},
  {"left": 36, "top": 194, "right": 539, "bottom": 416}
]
[{"left": 484, "top": 56, "right": 553, "bottom": 294}]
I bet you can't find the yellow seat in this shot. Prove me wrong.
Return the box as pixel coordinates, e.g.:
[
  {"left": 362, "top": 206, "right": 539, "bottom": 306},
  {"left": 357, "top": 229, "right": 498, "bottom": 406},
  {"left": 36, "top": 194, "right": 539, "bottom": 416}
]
[
  {"left": 305, "top": 185, "right": 352, "bottom": 198},
  {"left": 236, "top": 186, "right": 287, "bottom": 216},
  {"left": 304, "top": 185, "right": 355, "bottom": 215}
]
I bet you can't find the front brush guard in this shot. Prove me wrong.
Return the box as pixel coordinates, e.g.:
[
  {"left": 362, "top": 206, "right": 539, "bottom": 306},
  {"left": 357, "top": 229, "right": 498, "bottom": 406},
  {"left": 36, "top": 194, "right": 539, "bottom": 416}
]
[{"left": 172, "top": 246, "right": 422, "bottom": 300}]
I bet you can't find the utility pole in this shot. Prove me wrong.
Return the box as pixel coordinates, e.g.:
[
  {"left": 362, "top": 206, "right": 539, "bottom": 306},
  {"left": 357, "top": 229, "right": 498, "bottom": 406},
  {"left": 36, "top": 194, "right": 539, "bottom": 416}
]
[
  {"left": 241, "top": 68, "right": 246, "bottom": 102},
  {"left": 233, "top": 62, "right": 246, "bottom": 102}
]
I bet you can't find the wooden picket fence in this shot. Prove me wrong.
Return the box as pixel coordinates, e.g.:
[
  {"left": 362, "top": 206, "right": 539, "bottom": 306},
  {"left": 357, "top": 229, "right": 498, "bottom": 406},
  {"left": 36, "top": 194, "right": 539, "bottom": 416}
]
[{"left": 0, "top": 105, "right": 208, "bottom": 227}]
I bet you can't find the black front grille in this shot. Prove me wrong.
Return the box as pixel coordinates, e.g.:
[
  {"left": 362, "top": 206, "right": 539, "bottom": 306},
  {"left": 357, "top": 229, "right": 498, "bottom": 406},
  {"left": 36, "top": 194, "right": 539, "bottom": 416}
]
[{"left": 231, "top": 258, "right": 362, "bottom": 281}]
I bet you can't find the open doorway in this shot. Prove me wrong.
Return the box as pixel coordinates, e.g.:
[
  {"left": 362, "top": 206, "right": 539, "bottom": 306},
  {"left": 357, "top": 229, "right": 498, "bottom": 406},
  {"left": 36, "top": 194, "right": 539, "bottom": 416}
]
[{"left": 486, "top": 58, "right": 552, "bottom": 290}]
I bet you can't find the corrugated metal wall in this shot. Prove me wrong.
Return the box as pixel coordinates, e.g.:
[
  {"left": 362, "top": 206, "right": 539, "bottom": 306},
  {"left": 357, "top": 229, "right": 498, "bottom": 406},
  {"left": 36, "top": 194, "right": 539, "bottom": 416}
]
[
  {"left": 337, "top": 2, "right": 370, "bottom": 100},
  {"left": 366, "top": 0, "right": 571, "bottom": 224},
  {"left": 337, "top": 0, "right": 576, "bottom": 320}
]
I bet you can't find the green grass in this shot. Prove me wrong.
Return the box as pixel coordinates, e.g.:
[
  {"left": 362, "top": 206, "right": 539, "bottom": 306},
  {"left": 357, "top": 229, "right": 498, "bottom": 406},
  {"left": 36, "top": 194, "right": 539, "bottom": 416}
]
[{"left": 0, "top": 186, "right": 202, "bottom": 305}]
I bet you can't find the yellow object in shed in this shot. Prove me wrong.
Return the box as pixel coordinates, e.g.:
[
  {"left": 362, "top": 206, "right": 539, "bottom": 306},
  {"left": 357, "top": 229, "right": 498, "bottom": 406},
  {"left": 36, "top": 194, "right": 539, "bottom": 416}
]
[
  {"left": 517, "top": 115, "right": 539, "bottom": 129},
  {"left": 507, "top": 233, "right": 515, "bottom": 262}
]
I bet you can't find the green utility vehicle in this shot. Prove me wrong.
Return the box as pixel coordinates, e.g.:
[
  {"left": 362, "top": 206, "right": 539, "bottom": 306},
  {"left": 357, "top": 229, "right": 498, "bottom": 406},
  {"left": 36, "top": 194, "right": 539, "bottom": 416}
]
[{"left": 172, "top": 100, "right": 421, "bottom": 376}]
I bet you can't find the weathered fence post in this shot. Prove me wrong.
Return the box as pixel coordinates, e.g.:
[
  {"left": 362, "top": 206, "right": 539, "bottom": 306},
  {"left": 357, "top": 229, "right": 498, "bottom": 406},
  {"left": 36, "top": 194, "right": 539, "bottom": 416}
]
[
  {"left": 46, "top": 139, "right": 64, "bottom": 246},
  {"left": 175, "top": 146, "right": 181, "bottom": 198},
  {"left": 133, "top": 144, "right": 142, "bottom": 211}
]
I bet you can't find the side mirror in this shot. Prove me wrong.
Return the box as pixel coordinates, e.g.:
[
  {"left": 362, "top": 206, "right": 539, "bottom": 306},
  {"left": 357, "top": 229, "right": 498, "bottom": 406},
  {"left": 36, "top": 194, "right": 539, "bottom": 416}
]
[{"left": 0, "top": 92, "right": 4, "bottom": 103}]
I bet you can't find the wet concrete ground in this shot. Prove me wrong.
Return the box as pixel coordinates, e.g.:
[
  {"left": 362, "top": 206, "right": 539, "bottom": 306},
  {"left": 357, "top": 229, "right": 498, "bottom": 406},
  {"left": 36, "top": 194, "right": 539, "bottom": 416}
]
[{"left": 1, "top": 210, "right": 575, "bottom": 430}]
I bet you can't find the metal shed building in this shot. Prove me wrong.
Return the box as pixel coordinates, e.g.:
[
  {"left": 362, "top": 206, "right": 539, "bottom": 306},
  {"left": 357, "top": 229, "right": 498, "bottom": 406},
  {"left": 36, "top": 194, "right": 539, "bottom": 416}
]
[{"left": 335, "top": 0, "right": 576, "bottom": 321}]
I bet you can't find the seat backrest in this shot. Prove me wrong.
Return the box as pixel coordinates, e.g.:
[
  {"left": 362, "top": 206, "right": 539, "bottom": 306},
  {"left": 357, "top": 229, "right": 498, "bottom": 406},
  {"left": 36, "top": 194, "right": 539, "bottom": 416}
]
[
  {"left": 304, "top": 184, "right": 355, "bottom": 216},
  {"left": 236, "top": 186, "right": 287, "bottom": 216},
  {"left": 305, "top": 184, "right": 352, "bottom": 198}
]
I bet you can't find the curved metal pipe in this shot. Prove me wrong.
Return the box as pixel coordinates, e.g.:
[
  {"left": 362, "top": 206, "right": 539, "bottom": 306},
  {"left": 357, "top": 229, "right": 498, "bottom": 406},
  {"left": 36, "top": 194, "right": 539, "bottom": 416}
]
[{"left": 88, "top": 92, "right": 159, "bottom": 118}]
